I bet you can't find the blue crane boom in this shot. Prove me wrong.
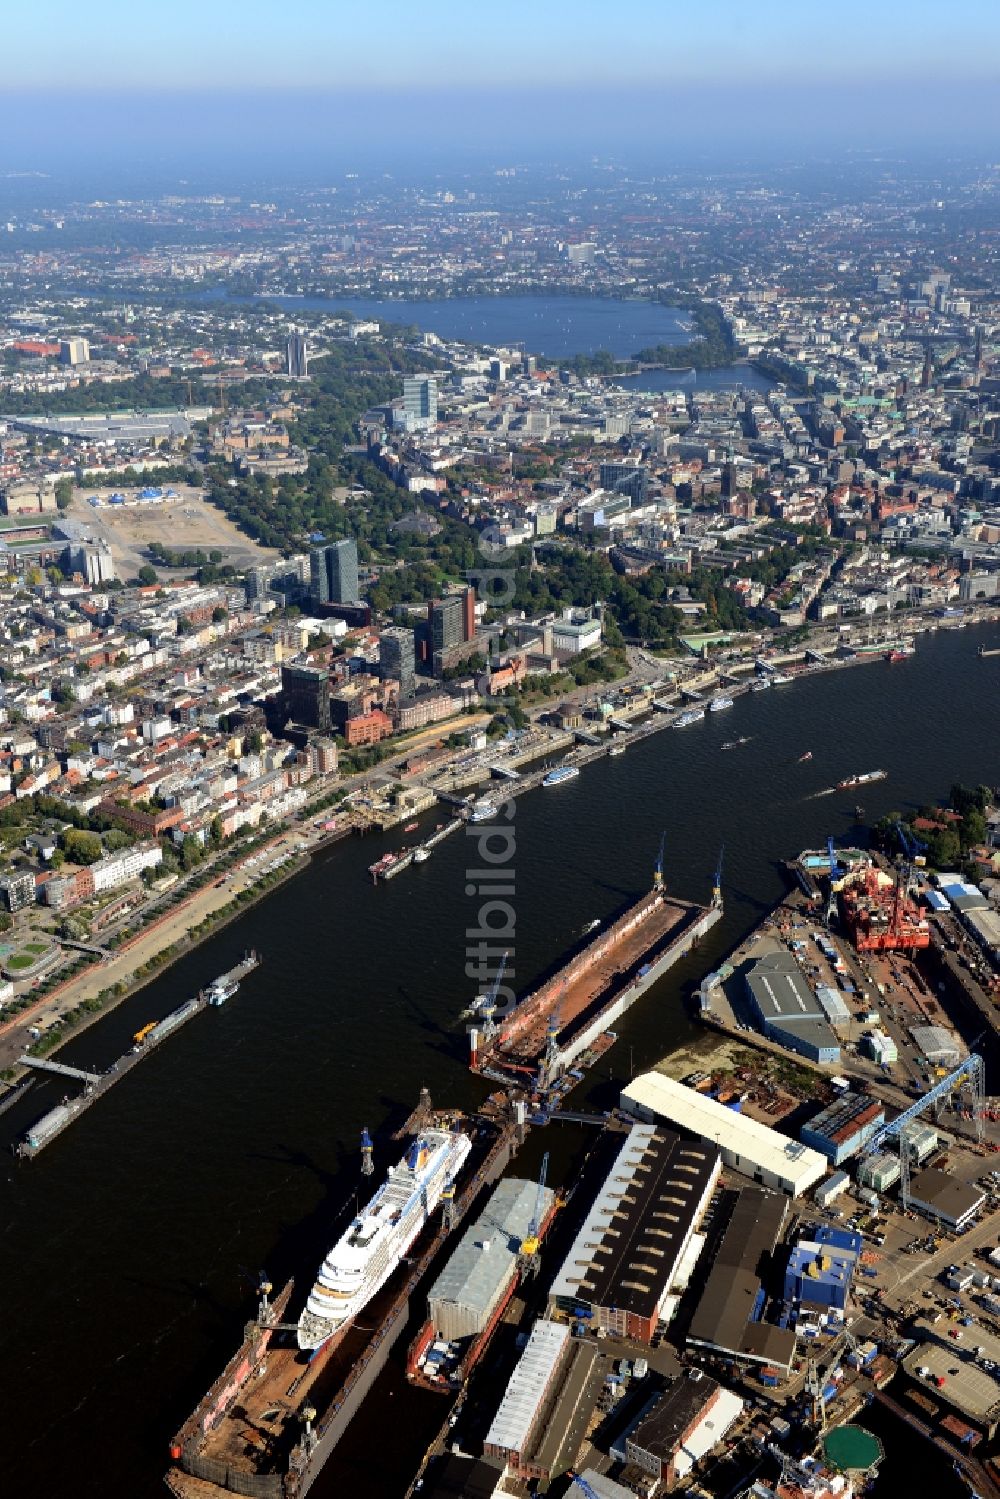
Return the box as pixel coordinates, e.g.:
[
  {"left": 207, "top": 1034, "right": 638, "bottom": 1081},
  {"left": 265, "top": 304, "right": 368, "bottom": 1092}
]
[
  {"left": 479, "top": 951, "right": 508, "bottom": 1038},
  {"left": 520, "top": 1151, "right": 550, "bottom": 1257},
  {"left": 712, "top": 843, "right": 725, "bottom": 907},
  {"left": 860, "top": 1054, "right": 984, "bottom": 1157},
  {"left": 654, "top": 830, "right": 666, "bottom": 890}
]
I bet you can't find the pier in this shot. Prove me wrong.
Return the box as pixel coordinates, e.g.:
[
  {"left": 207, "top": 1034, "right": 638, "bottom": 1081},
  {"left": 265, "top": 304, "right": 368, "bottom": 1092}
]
[
  {"left": 15, "top": 952, "right": 260, "bottom": 1159},
  {"left": 19, "top": 1056, "right": 102, "bottom": 1084}
]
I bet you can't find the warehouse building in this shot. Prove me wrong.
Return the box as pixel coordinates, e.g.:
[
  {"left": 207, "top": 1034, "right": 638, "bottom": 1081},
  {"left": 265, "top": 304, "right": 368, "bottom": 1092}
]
[
  {"left": 799, "top": 1093, "right": 885, "bottom": 1166},
  {"left": 621, "top": 1072, "right": 827, "bottom": 1198},
  {"left": 783, "top": 1224, "right": 861, "bottom": 1317},
  {"left": 686, "top": 1186, "right": 796, "bottom": 1373},
  {"left": 745, "top": 951, "right": 841, "bottom": 1063},
  {"left": 483, "top": 1318, "right": 601, "bottom": 1482},
  {"left": 622, "top": 1370, "right": 743, "bottom": 1488},
  {"left": 426, "top": 1177, "right": 555, "bottom": 1342},
  {"left": 548, "top": 1123, "right": 720, "bottom": 1343},
  {"left": 907, "top": 1168, "right": 985, "bottom": 1232}
]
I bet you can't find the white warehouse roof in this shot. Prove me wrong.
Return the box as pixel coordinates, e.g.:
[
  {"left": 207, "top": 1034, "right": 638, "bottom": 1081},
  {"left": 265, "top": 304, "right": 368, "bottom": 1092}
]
[
  {"left": 484, "top": 1318, "right": 569, "bottom": 1456},
  {"left": 620, "top": 1072, "right": 827, "bottom": 1197}
]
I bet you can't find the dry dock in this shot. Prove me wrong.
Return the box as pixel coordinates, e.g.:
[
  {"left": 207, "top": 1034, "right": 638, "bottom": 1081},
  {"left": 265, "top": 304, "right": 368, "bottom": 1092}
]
[
  {"left": 471, "top": 885, "right": 721, "bottom": 1084},
  {"left": 165, "top": 1113, "right": 521, "bottom": 1499}
]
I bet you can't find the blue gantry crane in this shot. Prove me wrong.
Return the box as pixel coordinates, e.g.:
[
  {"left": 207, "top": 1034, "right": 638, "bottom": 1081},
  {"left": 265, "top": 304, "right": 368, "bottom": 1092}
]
[
  {"left": 360, "top": 1126, "right": 374, "bottom": 1176},
  {"left": 518, "top": 1150, "right": 550, "bottom": 1273},
  {"left": 712, "top": 843, "right": 725, "bottom": 909},
  {"left": 859, "top": 1054, "right": 985, "bottom": 1207},
  {"left": 825, "top": 836, "right": 841, "bottom": 923},
  {"left": 479, "top": 950, "right": 509, "bottom": 1041},
  {"left": 654, "top": 830, "right": 666, "bottom": 891}
]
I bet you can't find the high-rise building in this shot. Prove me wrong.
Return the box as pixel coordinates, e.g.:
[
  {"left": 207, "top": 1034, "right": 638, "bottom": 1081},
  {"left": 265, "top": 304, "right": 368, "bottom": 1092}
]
[
  {"left": 378, "top": 626, "right": 416, "bottom": 696},
  {"left": 286, "top": 331, "right": 309, "bottom": 379},
  {"left": 402, "top": 375, "right": 438, "bottom": 432},
  {"left": 428, "top": 588, "right": 475, "bottom": 655},
  {"left": 59, "top": 337, "right": 90, "bottom": 366},
  {"left": 309, "top": 539, "right": 359, "bottom": 607},
  {"left": 600, "top": 462, "right": 648, "bottom": 506},
  {"left": 281, "top": 663, "right": 331, "bottom": 731}
]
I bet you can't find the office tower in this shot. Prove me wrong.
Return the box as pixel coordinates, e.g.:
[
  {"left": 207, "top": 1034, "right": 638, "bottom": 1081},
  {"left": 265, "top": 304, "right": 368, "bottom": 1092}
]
[
  {"left": 310, "top": 539, "right": 359, "bottom": 607},
  {"left": 281, "top": 663, "right": 331, "bottom": 731},
  {"left": 402, "top": 375, "right": 438, "bottom": 431},
  {"left": 600, "top": 462, "right": 648, "bottom": 507},
  {"left": 428, "top": 588, "right": 475, "bottom": 654},
  {"left": 379, "top": 626, "right": 416, "bottom": 696},
  {"left": 286, "top": 331, "right": 309, "bottom": 378},
  {"left": 327, "top": 538, "right": 358, "bottom": 603},
  {"left": 59, "top": 337, "right": 90, "bottom": 366}
]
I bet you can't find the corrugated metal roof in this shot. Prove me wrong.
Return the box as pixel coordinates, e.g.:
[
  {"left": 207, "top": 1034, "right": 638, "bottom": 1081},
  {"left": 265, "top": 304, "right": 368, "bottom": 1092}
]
[
  {"left": 427, "top": 1177, "right": 553, "bottom": 1321},
  {"left": 484, "top": 1318, "right": 568, "bottom": 1454},
  {"left": 621, "top": 1072, "right": 827, "bottom": 1194}
]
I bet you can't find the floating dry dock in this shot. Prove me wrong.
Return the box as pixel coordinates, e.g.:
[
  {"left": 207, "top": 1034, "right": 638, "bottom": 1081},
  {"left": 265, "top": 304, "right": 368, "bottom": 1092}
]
[{"left": 469, "top": 884, "right": 721, "bottom": 1086}]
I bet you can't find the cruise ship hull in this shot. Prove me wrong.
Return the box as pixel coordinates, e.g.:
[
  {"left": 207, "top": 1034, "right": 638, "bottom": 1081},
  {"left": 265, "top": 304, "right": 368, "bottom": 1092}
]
[{"left": 297, "top": 1129, "right": 472, "bottom": 1351}]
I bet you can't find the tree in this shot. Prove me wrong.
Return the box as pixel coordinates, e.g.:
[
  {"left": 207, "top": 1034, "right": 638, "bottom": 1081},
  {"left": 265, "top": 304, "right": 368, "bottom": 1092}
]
[
  {"left": 137, "top": 564, "right": 158, "bottom": 586},
  {"left": 211, "top": 605, "right": 228, "bottom": 623},
  {"left": 62, "top": 828, "right": 104, "bottom": 865},
  {"left": 208, "top": 816, "right": 224, "bottom": 847},
  {"left": 54, "top": 477, "right": 74, "bottom": 511},
  {"left": 245, "top": 729, "right": 264, "bottom": 755}
]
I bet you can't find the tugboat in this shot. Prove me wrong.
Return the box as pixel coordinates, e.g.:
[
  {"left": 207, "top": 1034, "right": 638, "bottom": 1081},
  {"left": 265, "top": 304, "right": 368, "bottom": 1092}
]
[{"left": 797, "top": 750, "right": 813, "bottom": 762}]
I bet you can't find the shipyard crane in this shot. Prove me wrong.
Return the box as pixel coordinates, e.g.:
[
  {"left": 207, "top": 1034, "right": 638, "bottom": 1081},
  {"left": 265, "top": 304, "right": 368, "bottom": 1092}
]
[
  {"left": 361, "top": 1126, "right": 374, "bottom": 1177},
  {"left": 479, "top": 951, "right": 509, "bottom": 1041},
  {"left": 825, "top": 837, "right": 840, "bottom": 925},
  {"left": 654, "top": 830, "right": 666, "bottom": 892},
  {"left": 518, "top": 1151, "right": 550, "bottom": 1274},
  {"left": 712, "top": 843, "right": 725, "bottom": 909},
  {"left": 860, "top": 1054, "right": 985, "bottom": 1206}
]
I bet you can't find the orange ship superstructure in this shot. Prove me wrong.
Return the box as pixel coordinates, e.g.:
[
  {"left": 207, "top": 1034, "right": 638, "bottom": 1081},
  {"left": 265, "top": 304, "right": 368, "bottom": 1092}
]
[{"left": 838, "top": 866, "right": 930, "bottom": 952}]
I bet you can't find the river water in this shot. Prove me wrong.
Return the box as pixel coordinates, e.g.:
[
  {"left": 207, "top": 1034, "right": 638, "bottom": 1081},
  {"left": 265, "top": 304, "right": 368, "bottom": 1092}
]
[{"left": 1, "top": 624, "right": 998, "bottom": 1496}]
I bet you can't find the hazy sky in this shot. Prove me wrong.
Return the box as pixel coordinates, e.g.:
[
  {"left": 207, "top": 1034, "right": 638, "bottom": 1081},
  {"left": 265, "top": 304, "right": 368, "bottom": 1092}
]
[
  {"left": 6, "top": 0, "right": 1000, "bottom": 88},
  {"left": 2, "top": 0, "right": 998, "bottom": 170}
]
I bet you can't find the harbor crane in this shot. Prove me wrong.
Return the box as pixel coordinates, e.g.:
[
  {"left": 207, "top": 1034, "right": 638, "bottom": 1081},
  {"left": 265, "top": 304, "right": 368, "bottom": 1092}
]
[
  {"left": 893, "top": 820, "right": 927, "bottom": 896},
  {"left": 479, "top": 951, "right": 509, "bottom": 1041},
  {"left": 826, "top": 836, "right": 840, "bottom": 924},
  {"left": 859, "top": 1053, "right": 985, "bottom": 1207},
  {"left": 518, "top": 1151, "right": 550, "bottom": 1275},
  {"left": 361, "top": 1126, "right": 374, "bottom": 1177},
  {"left": 654, "top": 831, "right": 666, "bottom": 892},
  {"left": 712, "top": 843, "right": 725, "bottom": 909}
]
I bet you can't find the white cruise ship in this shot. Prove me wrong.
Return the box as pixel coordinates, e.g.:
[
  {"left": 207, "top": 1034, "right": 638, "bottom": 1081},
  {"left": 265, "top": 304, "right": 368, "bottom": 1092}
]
[{"left": 297, "top": 1127, "right": 472, "bottom": 1351}]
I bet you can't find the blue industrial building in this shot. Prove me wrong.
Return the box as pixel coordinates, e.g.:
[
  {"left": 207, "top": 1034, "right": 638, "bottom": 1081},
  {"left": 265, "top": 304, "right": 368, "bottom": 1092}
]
[
  {"left": 783, "top": 1224, "right": 862, "bottom": 1315},
  {"left": 799, "top": 1092, "right": 885, "bottom": 1165}
]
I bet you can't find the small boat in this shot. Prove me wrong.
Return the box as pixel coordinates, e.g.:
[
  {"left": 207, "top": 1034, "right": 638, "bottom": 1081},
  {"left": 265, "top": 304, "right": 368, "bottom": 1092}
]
[
  {"left": 770, "top": 672, "right": 793, "bottom": 685},
  {"left": 720, "top": 736, "right": 752, "bottom": 750},
  {"left": 797, "top": 751, "right": 813, "bottom": 763},
  {"left": 413, "top": 847, "right": 430, "bottom": 864},
  {"left": 608, "top": 742, "right": 626, "bottom": 757},
  {"left": 581, "top": 919, "right": 601, "bottom": 935},
  {"left": 751, "top": 678, "right": 771, "bottom": 692},
  {"left": 403, "top": 822, "right": 419, "bottom": 833},
  {"left": 708, "top": 695, "right": 734, "bottom": 712},
  {"left": 469, "top": 799, "right": 497, "bottom": 823}
]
